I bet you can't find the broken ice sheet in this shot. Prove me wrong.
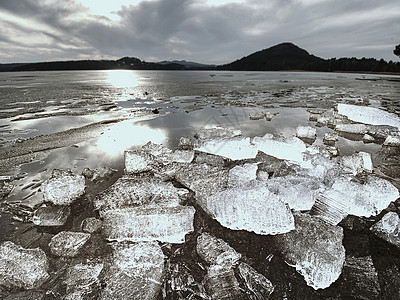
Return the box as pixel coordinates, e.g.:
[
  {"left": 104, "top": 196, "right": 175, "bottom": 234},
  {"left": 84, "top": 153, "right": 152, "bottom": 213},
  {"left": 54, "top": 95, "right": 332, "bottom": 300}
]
[
  {"left": 340, "top": 151, "right": 373, "bottom": 175},
  {"left": 296, "top": 125, "right": 316, "bottom": 144},
  {"left": 49, "top": 231, "right": 91, "bottom": 257},
  {"left": 64, "top": 263, "right": 103, "bottom": 297},
  {"left": 32, "top": 205, "right": 71, "bottom": 227},
  {"left": 275, "top": 212, "right": 345, "bottom": 290},
  {"left": 238, "top": 262, "right": 274, "bottom": 299},
  {"left": 337, "top": 103, "right": 400, "bottom": 130},
  {"left": 94, "top": 176, "right": 186, "bottom": 215},
  {"left": 124, "top": 150, "right": 156, "bottom": 174},
  {"left": 370, "top": 212, "right": 400, "bottom": 248},
  {"left": 203, "top": 185, "right": 294, "bottom": 235},
  {"left": 228, "top": 163, "right": 258, "bottom": 188},
  {"left": 102, "top": 206, "right": 195, "bottom": 243},
  {"left": 195, "top": 126, "right": 241, "bottom": 140},
  {"left": 100, "top": 242, "right": 164, "bottom": 300},
  {"left": 195, "top": 137, "right": 258, "bottom": 160},
  {"left": 41, "top": 170, "right": 85, "bottom": 206},
  {"left": 253, "top": 134, "right": 307, "bottom": 163},
  {"left": 0, "top": 241, "right": 49, "bottom": 289}
]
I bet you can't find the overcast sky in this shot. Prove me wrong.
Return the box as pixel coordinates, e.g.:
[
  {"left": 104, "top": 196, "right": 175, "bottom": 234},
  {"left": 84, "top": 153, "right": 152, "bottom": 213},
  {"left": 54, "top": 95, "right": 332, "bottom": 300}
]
[{"left": 0, "top": 0, "right": 399, "bottom": 64}]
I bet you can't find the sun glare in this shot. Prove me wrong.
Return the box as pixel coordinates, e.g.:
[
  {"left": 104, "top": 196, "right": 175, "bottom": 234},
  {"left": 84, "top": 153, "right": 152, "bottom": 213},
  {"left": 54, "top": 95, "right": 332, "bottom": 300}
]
[{"left": 104, "top": 70, "right": 140, "bottom": 89}]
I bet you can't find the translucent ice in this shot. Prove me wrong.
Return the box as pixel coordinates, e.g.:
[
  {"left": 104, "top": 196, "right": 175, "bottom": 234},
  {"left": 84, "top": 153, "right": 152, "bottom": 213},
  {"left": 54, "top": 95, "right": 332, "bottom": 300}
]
[
  {"left": 253, "top": 134, "right": 307, "bottom": 163},
  {"left": 370, "top": 212, "right": 400, "bottom": 248},
  {"left": 340, "top": 151, "right": 373, "bottom": 175},
  {"left": 94, "top": 176, "right": 186, "bottom": 214},
  {"left": 228, "top": 163, "right": 258, "bottom": 188},
  {"left": 100, "top": 242, "right": 164, "bottom": 300},
  {"left": 204, "top": 185, "right": 295, "bottom": 235},
  {"left": 0, "top": 241, "right": 49, "bottom": 289},
  {"left": 102, "top": 206, "right": 195, "bottom": 243},
  {"left": 313, "top": 176, "right": 400, "bottom": 225},
  {"left": 124, "top": 150, "right": 155, "bottom": 174},
  {"left": 41, "top": 170, "right": 85, "bottom": 205},
  {"left": 335, "top": 123, "right": 369, "bottom": 135},
  {"left": 337, "top": 103, "right": 400, "bottom": 130},
  {"left": 276, "top": 212, "right": 345, "bottom": 290},
  {"left": 49, "top": 231, "right": 91, "bottom": 257},
  {"left": 195, "top": 137, "right": 258, "bottom": 160},
  {"left": 32, "top": 205, "right": 71, "bottom": 227},
  {"left": 64, "top": 263, "right": 103, "bottom": 298},
  {"left": 203, "top": 265, "right": 245, "bottom": 300}
]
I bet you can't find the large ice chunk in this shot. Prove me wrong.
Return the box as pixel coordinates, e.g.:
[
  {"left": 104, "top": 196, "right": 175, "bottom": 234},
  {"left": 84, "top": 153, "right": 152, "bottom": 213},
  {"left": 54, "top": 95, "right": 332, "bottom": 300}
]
[
  {"left": 253, "top": 134, "right": 307, "bottom": 163},
  {"left": 64, "top": 263, "right": 103, "bottom": 299},
  {"left": 370, "top": 212, "right": 400, "bottom": 248},
  {"left": 228, "top": 163, "right": 258, "bottom": 188},
  {"left": 94, "top": 176, "right": 186, "bottom": 214},
  {"left": 124, "top": 151, "right": 155, "bottom": 174},
  {"left": 276, "top": 212, "right": 345, "bottom": 290},
  {"left": 49, "top": 231, "right": 91, "bottom": 257},
  {"left": 195, "top": 137, "right": 258, "bottom": 160},
  {"left": 100, "top": 242, "right": 164, "bottom": 300},
  {"left": 32, "top": 205, "right": 71, "bottom": 227},
  {"left": 204, "top": 185, "right": 295, "bottom": 235},
  {"left": 41, "top": 170, "right": 85, "bottom": 205},
  {"left": 238, "top": 262, "right": 274, "bottom": 299},
  {"left": 195, "top": 126, "right": 241, "bottom": 139},
  {"left": 102, "top": 206, "right": 195, "bottom": 243},
  {"left": 0, "top": 241, "right": 49, "bottom": 289},
  {"left": 338, "top": 103, "right": 400, "bottom": 130},
  {"left": 296, "top": 126, "right": 317, "bottom": 144},
  {"left": 313, "top": 176, "right": 399, "bottom": 225}
]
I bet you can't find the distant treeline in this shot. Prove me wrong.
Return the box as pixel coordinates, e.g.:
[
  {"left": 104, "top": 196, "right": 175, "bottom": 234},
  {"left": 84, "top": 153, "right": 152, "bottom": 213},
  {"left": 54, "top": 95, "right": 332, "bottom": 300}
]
[{"left": 1, "top": 43, "right": 400, "bottom": 73}]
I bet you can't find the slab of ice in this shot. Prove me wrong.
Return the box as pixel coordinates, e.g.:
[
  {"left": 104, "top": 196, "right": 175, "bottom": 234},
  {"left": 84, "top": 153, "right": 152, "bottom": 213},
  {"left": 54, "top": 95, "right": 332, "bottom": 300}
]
[
  {"left": 323, "top": 132, "right": 338, "bottom": 146},
  {"left": 338, "top": 103, "right": 400, "bottom": 130},
  {"left": 204, "top": 185, "right": 294, "bottom": 235},
  {"left": 41, "top": 170, "right": 85, "bottom": 205},
  {"left": 342, "top": 256, "right": 380, "bottom": 299},
  {"left": 100, "top": 242, "right": 164, "bottom": 300},
  {"left": 312, "top": 176, "right": 399, "bottom": 225},
  {"left": 197, "top": 232, "right": 241, "bottom": 268},
  {"left": 276, "top": 212, "right": 345, "bottom": 290},
  {"left": 253, "top": 134, "right": 306, "bottom": 163},
  {"left": 370, "top": 212, "right": 400, "bottom": 248},
  {"left": 384, "top": 135, "right": 400, "bottom": 146},
  {"left": 102, "top": 206, "right": 195, "bottom": 243},
  {"left": 142, "top": 141, "right": 195, "bottom": 163},
  {"left": 178, "top": 136, "right": 194, "bottom": 150},
  {"left": 195, "top": 137, "right": 258, "bottom": 160},
  {"left": 32, "top": 205, "right": 71, "bottom": 227},
  {"left": 228, "top": 163, "right": 258, "bottom": 188},
  {"left": 340, "top": 151, "right": 373, "bottom": 175},
  {"left": 195, "top": 152, "right": 226, "bottom": 166},
  {"left": 82, "top": 166, "right": 117, "bottom": 183},
  {"left": 94, "top": 176, "right": 185, "bottom": 214},
  {"left": 195, "top": 126, "right": 241, "bottom": 140},
  {"left": 249, "top": 111, "right": 266, "bottom": 120},
  {"left": 64, "top": 263, "right": 103, "bottom": 298},
  {"left": 238, "top": 262, "right": 274, "bottom": 299},
  {"left": 0, "top": 241, "right": 49, "bottom": 289},
  {"left": 335, "top": 123, "right": 369, "bottom": 135},
  {"left": 142, "top": 141, "right": 172, "bottom": 156},
  {"left": 296, "top": 126, "right": 316, "bottom": 144},
  {"left": 49, "top": 231, "right": 91, "bottom": 257}
]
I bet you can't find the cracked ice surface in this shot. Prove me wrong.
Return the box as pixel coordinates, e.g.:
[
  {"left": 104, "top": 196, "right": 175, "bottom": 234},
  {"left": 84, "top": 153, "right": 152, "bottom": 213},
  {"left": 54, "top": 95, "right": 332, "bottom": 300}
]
[
  {"left": 100, "top": 242, "right": 164, "bottom": 300},
  {"left": 102, "top": 206, "right": 195, "bottom": 243},
  {"left": 41, "top": 170, "right": 85, "bottom": 205},
  {"left": 370, "top": 212, "right": 400, "bottom": 248},
  {"left": 0, "top": 241, "right": 49, "bottom": 289},
  {"left": 337, "top": 103, "right": 400, "bottom": 130},
  {"left": 228, "top": 163, "right": 258, "bottom": 188},
  {"left": 49, "top": 231, "right": 91, "bottom": 257},
  {"left": 195, "top": 137, "right": 258, "bottom": 160},
  {"left": 340, "top": 151, "right": 373, "bottom": 175},
  {"left": 204, "top": 184, "right": 295, "bottom": 235},
  {"left": 253, "top": 134, "right": 307, "bottom": 163},
  {"left": 94, "top": 176, "right": 186, "bottom": 215},
  {"left": 276, "top": 212, "right": 345, "bottom": 290}
]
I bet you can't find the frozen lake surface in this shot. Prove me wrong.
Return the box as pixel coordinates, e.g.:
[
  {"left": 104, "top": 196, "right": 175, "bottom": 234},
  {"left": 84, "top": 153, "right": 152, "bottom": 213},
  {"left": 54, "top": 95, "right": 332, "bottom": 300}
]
[{"left": 1, "top": 70, "right": 400, "bottom": 299}]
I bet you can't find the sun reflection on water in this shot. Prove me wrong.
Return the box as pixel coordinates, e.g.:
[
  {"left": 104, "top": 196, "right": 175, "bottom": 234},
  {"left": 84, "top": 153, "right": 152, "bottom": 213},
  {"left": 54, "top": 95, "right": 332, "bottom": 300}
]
[
  {"left": 104, "top": 70, "right": 140, "bottom": 89},
  {"left": 94, "top": 119, "right": 167, "bottom": 157}
]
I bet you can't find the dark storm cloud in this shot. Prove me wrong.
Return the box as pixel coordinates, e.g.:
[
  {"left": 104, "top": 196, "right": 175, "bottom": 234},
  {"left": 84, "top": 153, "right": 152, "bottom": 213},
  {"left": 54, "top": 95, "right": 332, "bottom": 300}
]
[{"left": 0, "top": 0, "right": 399, "bottom": 63}]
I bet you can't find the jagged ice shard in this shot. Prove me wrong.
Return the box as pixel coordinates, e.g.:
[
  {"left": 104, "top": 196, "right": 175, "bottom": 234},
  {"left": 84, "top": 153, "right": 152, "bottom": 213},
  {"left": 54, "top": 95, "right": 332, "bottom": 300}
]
[
  {"left": 370, "top": 212, "right": 400, "bottom": 248},
  {"left": 276, "top": 212, "right": 345, "bottom": 290},
  {"left": 337, "top": 103, "right": 400, "bottom": 129},
  {"left": 204, "top": 185, "right": 295, "bottom": 235}
]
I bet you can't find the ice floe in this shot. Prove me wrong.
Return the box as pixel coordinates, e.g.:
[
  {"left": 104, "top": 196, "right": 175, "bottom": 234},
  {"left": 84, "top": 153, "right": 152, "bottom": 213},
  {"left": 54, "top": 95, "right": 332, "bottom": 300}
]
[
  {"left": 370, "top": 212, "right": 400, "bottom": 248},
  {"left": 195, "top": 137, "right": 258, "bottom": 160}
]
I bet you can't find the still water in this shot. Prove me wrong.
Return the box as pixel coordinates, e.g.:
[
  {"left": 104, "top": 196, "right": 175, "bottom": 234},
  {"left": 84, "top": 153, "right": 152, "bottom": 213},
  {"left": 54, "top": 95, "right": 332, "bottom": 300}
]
[{"left": 1, "top": 70, "right": 400, "bottom": 206}]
